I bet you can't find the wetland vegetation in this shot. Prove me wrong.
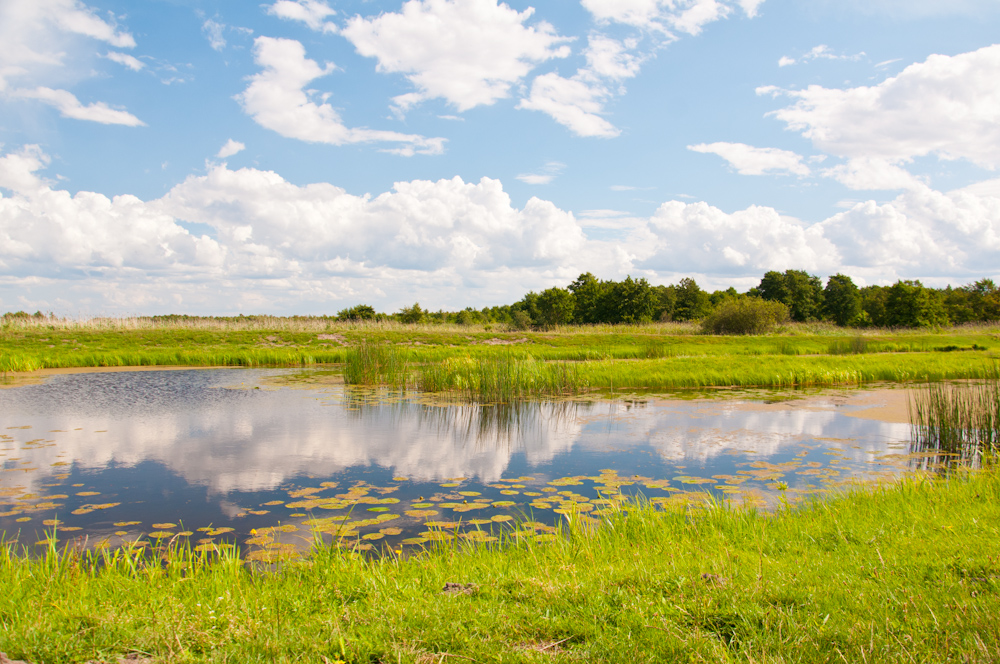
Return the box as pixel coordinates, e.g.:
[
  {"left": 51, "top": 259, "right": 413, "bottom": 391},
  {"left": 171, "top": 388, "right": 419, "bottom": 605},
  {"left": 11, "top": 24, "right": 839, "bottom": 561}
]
[{"left": 3, "top": 271, "right": 1000, "bottom": 662}]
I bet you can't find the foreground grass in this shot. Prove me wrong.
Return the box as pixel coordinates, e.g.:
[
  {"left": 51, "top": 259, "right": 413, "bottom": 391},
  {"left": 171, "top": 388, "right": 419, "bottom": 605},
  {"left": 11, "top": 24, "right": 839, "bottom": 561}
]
[{"left": 2, "top": 471, "right": 999, "bottom": 663}]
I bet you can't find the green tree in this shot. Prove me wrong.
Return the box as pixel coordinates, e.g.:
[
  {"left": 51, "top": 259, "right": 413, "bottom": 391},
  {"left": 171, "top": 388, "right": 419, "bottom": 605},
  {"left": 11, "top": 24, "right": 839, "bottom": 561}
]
[
  {"left": 964, "top": 278, "right": 1000, "bottom": 321},
  {"left": 535, "top": 287, "right": 575, "bottom": 328},
  {"left": 858, "top": 286, "right": 888, "bottom": 327},
  {"left": 757, "top": 270, "right": 824, "bottom": 322},
  {"left": 568, "top": 273, "right": 611, "bottom": 324},
  {"left": 608, "top": 276, "right": 656, "bottom": 324},
  {"left": 673, "top": 278, "right": 712, "bottom": 321},
  {"left": 652, "top": 284, "right": 677, "bottom": 321},
  {"left": 397, "top": 302, "right": 426, "bottom": 324},
  {"left": 823, "top": 274, "right": 861, "bottom": 326},
  {"left": 884, "top": 280, "right": 948, "bottom": 328},
  {"left": 337, "top": 304, "right": 377, "bottom": 321}
]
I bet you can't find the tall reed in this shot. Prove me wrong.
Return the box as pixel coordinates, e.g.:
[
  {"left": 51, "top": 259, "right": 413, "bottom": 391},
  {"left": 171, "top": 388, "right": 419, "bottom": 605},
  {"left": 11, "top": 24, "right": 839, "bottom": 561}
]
[
  {"left": 343, "top": 340, "right": 410, "bottom": 387},
  {"left": 909, "top": 368, "right": 1000, "bottom": 466},
  {"left": 418, "top": 353, "right": 583, "bottom": 402}
]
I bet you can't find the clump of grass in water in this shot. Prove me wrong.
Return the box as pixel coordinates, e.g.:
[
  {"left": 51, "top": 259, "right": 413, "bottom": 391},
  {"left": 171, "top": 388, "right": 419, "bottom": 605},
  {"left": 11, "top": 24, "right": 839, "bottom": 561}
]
[
  {"left": 909, "top": 367, "right": 1000, "bottom": 467},
  {"left": 418, "top": 352, "right": 583, "bottom": 402},
  {"left": 826, "top": 335, "right": 868, "bottom": 355},
  {"left": 343, "top": 340, "right": 410, "bottom": 388}
]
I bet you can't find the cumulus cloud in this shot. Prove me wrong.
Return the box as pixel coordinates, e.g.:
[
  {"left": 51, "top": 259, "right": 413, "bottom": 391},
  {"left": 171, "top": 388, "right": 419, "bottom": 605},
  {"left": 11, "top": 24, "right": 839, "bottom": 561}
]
[
  {"left": 581, "top": 0, "right": 756, "bottom": 36},
  {"left": 3, "top": 143, "right": 999, "bottom": 313},
  {"left": 266, "top": 0, "right": 338, "bottom": 33},
  {"left": 764, "top": 44, "right": 1000, "bottom": 168},
  {"left": 822, "top": 156, "right": 926, "bottom": 191},
  {"left": 518, "top": 35, "right": 644, "bottom": 138},
  {"left": 688, "top": 142, "right": 811, "bottom": 176},
  {"left": 818, "top": 185, "right": 1000, "bottom": 275},
  {"left": 0, "top": 146, "right": 223, "bottom": 274},
  {"left": 216, "top": 139, "right": 246, "bottom": 159},
  {"left": 638, "top": 200, "right": 837, "bottom": 273},
  {"left": 341, "top": 0, "right": 571, "bottom": 114},
  {"left": 236, "top": 36, "right": 446, "bottom": 156},
  {"left": 0, "top": 145, "right": 586, "bottom": 310},
  {"left": 13, "top": 87, "right": 145, "bottom": 126}
]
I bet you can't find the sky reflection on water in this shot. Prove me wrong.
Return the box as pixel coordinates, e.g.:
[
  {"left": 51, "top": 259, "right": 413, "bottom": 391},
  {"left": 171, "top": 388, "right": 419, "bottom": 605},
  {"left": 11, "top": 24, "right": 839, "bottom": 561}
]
[{"left": 0, "top": 368, "right": 914, "bottom": 554}]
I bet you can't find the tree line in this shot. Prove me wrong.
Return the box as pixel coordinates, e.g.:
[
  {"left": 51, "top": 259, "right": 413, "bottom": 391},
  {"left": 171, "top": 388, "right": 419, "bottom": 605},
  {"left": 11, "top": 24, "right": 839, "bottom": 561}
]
[{"left": 339, "top": 270, "right": 1000, "bottom": 330}]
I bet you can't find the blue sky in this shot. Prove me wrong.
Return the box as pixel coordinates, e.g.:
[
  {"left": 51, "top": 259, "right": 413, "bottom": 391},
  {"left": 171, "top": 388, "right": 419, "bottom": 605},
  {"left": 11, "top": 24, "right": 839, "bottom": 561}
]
[{"left": 1, "top": 0, "right": 999, "bottom": 315}]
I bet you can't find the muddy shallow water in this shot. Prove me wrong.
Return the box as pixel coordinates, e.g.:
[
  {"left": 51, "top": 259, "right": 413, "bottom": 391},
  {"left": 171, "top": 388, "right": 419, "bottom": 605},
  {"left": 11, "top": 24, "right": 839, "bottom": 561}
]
[{"left": 0, "top": 367, "right": 920, "bottom": 557}]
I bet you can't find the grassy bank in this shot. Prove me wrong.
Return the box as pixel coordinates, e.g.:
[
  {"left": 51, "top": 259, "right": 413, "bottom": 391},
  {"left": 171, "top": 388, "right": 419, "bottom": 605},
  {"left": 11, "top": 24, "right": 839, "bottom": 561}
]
[
  {"left": 3, "top": 318, "right": 999, "bottom": 391},
  {"left": 1, "top": 470, "right": 998, "bottom": 663}
]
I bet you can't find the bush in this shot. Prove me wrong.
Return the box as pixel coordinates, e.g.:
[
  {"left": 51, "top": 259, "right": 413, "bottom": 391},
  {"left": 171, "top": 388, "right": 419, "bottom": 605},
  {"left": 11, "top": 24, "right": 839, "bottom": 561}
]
[{"left": 700, "top": 297, "right": 790, "bottom": 335}]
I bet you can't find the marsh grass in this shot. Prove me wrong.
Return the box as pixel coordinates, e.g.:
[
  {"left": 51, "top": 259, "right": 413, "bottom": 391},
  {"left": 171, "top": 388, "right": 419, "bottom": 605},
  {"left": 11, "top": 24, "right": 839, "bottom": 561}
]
[
  {"left": 417, "top": 353, "right": 583, "bottom": 401},
  {"left": 3, "top": 472, "right": 1000, "bottom": 662},
  {"left": 909, "top": 370, "right": 1000, "bottom": 466},
  {"left": 343, "top": 340, "right": 410, "bottom": 387}
]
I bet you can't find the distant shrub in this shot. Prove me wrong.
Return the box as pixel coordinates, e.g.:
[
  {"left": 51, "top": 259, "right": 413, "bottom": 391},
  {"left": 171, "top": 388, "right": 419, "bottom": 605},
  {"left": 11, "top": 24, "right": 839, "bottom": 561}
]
[
  {"left": 337, "top": 304, "right": 378, "bottom": 321},
  {"left": 700, "top": 297, "right": 790, "bottom": 335}
]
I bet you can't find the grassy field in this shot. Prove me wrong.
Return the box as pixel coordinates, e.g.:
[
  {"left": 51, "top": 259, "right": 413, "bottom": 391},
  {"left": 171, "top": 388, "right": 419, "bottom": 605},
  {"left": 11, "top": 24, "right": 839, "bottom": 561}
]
[
  {"left": 1, "top": 469, "right": 998, "bottom": 663},
  {"left": 2, "top": 317, "right": 999, "bottom": 391}
]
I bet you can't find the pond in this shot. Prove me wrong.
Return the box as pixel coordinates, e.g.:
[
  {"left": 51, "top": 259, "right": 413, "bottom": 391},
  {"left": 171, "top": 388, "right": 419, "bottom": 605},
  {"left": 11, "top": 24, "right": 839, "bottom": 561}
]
[{"left": 0, "top": 367, "right": 920, "bottom": 558}]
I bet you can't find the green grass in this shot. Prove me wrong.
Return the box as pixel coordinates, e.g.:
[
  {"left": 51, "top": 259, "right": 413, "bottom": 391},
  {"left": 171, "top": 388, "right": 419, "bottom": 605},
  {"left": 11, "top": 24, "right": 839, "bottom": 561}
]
[
  {"left": 343, "top": 340, "right": 410, "bottom": 388},
  {"left": 2, "top": 470, "right": 999, "bottom": 662},
  {"left": 417, "top": 353, "right": 583, "bottom": 401},
  {"left": 4, "top": 318, "right": 1000, "bottom": 394}
]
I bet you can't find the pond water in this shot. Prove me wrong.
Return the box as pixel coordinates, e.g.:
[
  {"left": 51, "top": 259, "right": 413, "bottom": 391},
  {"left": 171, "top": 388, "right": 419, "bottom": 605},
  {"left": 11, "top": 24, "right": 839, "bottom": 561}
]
[{"left": 0, "top": 367, "right": 919, "bottom": 558}]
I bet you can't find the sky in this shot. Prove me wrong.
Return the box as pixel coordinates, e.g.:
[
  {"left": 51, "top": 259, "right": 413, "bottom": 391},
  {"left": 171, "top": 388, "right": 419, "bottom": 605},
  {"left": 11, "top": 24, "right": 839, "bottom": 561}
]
[{"left": 1, "top": 0, "right": 999, "bottom": 316}]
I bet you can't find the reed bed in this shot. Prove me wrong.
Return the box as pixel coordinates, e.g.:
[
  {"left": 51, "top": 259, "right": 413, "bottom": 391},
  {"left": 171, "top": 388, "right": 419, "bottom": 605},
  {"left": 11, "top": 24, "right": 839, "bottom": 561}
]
[
  {"left": 417, "top": 353, "right": 584, "bottom": 401},
  {"left": 342, "top": 340, "right": 410, "bottom": 388},
  {"left": 909, "top": 371, "right": 1000, "bottom": 465}
]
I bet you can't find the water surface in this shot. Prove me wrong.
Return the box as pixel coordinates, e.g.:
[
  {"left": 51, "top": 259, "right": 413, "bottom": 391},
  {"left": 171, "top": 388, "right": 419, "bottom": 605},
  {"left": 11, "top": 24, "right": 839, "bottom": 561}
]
[{"left": 0, "top": 368, "right": 916, "bottom": 556}]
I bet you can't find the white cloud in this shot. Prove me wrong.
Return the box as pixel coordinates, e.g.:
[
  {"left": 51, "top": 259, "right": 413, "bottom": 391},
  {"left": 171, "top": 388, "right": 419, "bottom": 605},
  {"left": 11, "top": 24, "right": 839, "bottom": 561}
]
[
  {"left": 581, "top": 0, "right": 755, "bottom": 35},
  {"left": 0, "top": 145, "right": 586, "bottom": 311},
  {"left": 4, "top": 143, "right": 999, "bottom": 314},
  {"left": 822, "top": 157, "right": 926, "bottom": 191},
  {"left": 202, "top": 19, "right": 227, "bottom": 51},
  {"left": 0, "top": 0, "right": 142, "bottom": 124},
  {"left": 737, "top": 0, "right": 766, "bottom": 17},
  {"left": 638, "top": 200, "right": 837, "bottom": 273},
  {"left": 517, "top": 174, "right": 555, "bottom": 185},
  {"left": 237, "top": 37, "right": 446, "bottom": 155},
  {"left": 216, "top": 139, "right": 246, "bottom": 159},
  {"left": 581, "top": 35, "right": 644, "bottom": 81},
  {"left": 341, "top": 0, "right": 571, "bottom": 114},
  {"left": 766, "top": 44, "right": 1000, "bottom": 168},
  {"left": 103, "top": 51, "right": 144, "bottom": 71},
  {"left": 817, "top": 185, "right": 1000, "bottom": 275},
  {"left": 688, "top": 142, "right": 810, "bottom": 176},
  {"left": 519, "top": 72, "right": 620, "bottom": 138},
  {"left": 266, "top": 0, "right": 338, "bottom": 33},
  {"left": 46, "top": 0, "right": 135, "bottom": 48},
  {"left": 13, "top": 87, "right": 145, "bottom": 126},
  {"left": 0, "top": 146, "right": 223, "bottom": 273},
  {"left": 518, "top": 34, "right": 645, "bottom": 138},
  {"left": 778, "top": 56, "right": 796, "bottom": 67}
]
